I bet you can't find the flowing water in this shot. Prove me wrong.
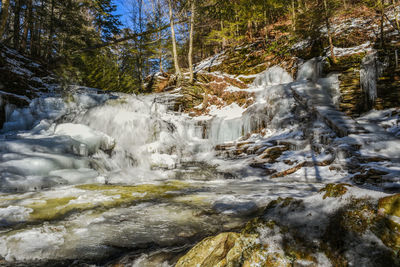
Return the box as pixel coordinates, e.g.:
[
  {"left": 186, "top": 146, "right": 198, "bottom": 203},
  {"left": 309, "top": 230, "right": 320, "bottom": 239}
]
[{"left": 0, "top": 64, "right": 344, "bottom": 265}]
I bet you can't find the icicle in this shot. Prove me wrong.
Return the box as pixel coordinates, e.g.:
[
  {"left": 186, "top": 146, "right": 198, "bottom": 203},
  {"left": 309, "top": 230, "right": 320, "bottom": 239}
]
[{"left": 360, "top": 52, "right": 388, "bottom": 105}]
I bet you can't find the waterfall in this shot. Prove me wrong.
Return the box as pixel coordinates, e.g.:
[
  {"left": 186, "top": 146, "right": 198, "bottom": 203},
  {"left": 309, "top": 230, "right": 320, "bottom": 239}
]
[
  {"left": 296, "top": 57, "right": 324, "bottom": 82},
  {"left": 0, "top": 63, "right": 316, "bottom": 190}
]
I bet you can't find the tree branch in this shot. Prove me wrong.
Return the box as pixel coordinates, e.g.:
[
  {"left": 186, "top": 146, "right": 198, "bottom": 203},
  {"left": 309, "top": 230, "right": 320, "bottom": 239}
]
[{"left": 76, "top": 18, "right": 187, "bottom": 53}]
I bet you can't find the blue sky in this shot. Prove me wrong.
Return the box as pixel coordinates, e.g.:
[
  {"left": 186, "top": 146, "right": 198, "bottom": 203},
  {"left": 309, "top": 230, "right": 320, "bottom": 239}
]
[{"left": 115, "top": 0, "right": 131, "bottom": 27}]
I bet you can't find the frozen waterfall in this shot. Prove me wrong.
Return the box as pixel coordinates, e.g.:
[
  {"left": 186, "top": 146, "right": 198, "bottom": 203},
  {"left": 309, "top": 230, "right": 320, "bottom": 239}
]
[
  {"left": 360, "top": 52, "right": 388, "bottom": 105},
  {"left": 0, "top": 60, "right": 333, "bottom": 192}
]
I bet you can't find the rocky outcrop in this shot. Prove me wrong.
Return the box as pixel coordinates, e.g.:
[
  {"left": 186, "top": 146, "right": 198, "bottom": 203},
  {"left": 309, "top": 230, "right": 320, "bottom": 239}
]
[{"left": 176, "top": 187, "right": 400, "bottom": 267}]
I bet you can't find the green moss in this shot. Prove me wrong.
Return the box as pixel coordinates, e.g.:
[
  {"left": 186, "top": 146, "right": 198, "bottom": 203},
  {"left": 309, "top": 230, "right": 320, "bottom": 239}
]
[
  {"left": 342, "top": 198, "right": 376, "bottom": 233},
  {"left": 238, "top": 77, "right": 256, "bottom": 84},
  {"left": 283, "top": 245, "right": 316, "bottom": 264},
  {"left": 209, "top": 44, "right": 269, "bottom": 76},
  {"left": 242, "top": 218, "right": 271, "bottom": 234},
  {"left": 325, "top": 52, "right": 366, "bottom": 72},
  {"left": 319, "top": 183, "right": 351, "bottom": 199},
  {"left": 379, "top": 194, "right": 400, "bottom": 217},
  {"left": 107, "top": 98, "right": 128, "bottom": 106},
  {"left": 322, "top": 198, "right": 377, "bottom": 265},
  {"left": 375, "top": 194, "right": 400, "bottom": 252},
  {"left": 76, "top": 181, "right": 186, "bottom": 202},
  {"left": 27, "top": 182, "right": 187, "bottom": 221},
  {"left": 172, "top": 195, "right": 209, "bottom": 208},
  {"left": 27, "top": 197, "right": 78, "bottom": 221},
  {"left": 265, "top": 197, "right": 303, "bottom": 211},
  {"left": 373, "top": 216, "right": 400, "bottom": 252}
]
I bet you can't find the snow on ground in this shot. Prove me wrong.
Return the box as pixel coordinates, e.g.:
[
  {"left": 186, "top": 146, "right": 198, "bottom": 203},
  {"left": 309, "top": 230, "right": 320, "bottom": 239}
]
[
  {"left": 326, "top": 42, "right": 373, "bottom": 57},
  {"left": 194, "top": 52, "right": 225, "bottom": 72},
  {"left": 208, "top": 103, "right": 245, "bottom": 120}
]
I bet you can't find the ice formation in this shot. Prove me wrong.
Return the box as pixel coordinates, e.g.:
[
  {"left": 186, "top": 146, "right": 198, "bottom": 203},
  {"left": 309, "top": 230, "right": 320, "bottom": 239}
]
[
  {"left": 360, "top": 52, "right": 388, "bottom": 103},
  {"left": 253, "top": 66, "right": 293, "bottom": 86}
]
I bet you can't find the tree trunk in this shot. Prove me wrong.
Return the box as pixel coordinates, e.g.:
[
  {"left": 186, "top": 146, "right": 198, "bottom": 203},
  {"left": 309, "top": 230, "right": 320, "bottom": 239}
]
[
  {"left": 188, "top": 0, "right": 195, "bottom": 84},
  {"left": 292, "top": 0, "right": 296, "bottom": 31},
  {"left": 46, "top": 0, "right": 55, "bottom": 60},
  {"left": 247, "top": 20, "right": 253, "bottom": 40},
  {"left": 13, "top": 0, "right": 21, "bottom": 49},
  {"left": 221, "top": 20, "right": 226, "bottom": 49},
  {"left": 37, "top": 0, "right": 44, "bottom": 57},
  {"left": 323, "top": 0, "right": 336, "bottom": 63},
  {"left": 20, "top": 0, "right": 32, "bottom": 53},
  {"left": 31, "top": 19, "right": 39, "bottom": 57},
  {"left": 379, "top": 0, "right": 385, "bottom": 48},
  {"left": 0, "top": 0, "right": 10, "bottom": 40},
  {"left": 152, "top": 0, "right": 164, "bottom": 73},
  {"left": 394, "top": 0, "right": 400, "bottom": 32},
  {"left": 168, "top": 0, "right": 182, "bottom": 80}
]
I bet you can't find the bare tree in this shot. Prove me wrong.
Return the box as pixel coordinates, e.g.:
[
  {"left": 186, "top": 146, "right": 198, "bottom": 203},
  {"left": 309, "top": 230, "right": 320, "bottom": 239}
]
[
  {"left": 323, "top": 0, "right": 336, "bottom": 63},
  {"left": 291, "top": 0, "right": 296, "bottom": 31},
  {"left": 378, "top": 0, "right": 385, "bottom": 48},
  {"left": 20, "top": 0, "right": 32, "bottom": 53},
  {"left": 150, "top": 0, "right": 165, "bottom": 72},
  {"left": 168, "top": 0, "right": 182, "bottom": 80},
  {"left": 13, "top": 0, "right": 21, "bottom": 49},
  {"left": 188, "top": 0, "right": 195, "bottom": 83},
  {"left": 46, "top": 0, "right": 55, "bottom": 60}
]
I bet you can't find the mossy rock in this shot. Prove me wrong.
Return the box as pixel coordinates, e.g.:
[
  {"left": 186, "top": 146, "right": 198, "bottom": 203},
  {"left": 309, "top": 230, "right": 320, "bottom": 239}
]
[
  {"left": 175, "top": 232, "right": 255, "bottom": 267},
  {"left": 265, "top": 197, "right": 304, "bottom": 211},
  {"left": 324, "top": 53, "right": 366, "bottom": 73},
  {"left": 27, "top": 182, "right": 187, "bottom": 221},
  {"left": 241, "top": 218, "right": 275, "bottom": 235},
  {"left": 376, "top": 194, "right": 400, "bottom": 252},
  {"left": 175, "top": 231, "right": 289, "bottom": 267},
  {"left": 319, "top": 183, "right": 351, "bottom": 199},
  {"left": 378, "top": 194, "right": 400, "bottom": 217}
]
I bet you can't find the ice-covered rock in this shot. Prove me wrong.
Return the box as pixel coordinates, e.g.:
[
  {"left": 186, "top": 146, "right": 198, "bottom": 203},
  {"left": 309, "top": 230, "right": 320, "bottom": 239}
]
[
  {"left": 0, "top": 206, "right": 33, "bottom": 225},
  {"left": 253, "top": 66, "right": 293, "bottom": 87},
  {"left": 55, "top": 123, "right": 115, "bottom": 155}
]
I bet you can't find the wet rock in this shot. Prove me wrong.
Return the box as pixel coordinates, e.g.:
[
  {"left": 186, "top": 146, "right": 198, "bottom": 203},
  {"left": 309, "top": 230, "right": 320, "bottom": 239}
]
[
  {"left": 352, "top": 167, "right": 389, "bottom": 186},
  {"left": 212, "top": 201, "right": 259, "bottom": 216},
  {"left": 175, "top": 232, "right": 265, "bottom": 267},
  {"left": 259, "top": 145, "right": 289, "bottom": 163}
]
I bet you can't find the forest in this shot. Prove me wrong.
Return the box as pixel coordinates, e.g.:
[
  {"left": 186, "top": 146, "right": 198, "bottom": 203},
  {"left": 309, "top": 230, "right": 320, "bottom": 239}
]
[
  {"left": 0, "top": 0, "right": 400, "bottom": 266},
  {"left": 0, "top": 0, "right": 396, "bottom": 92}
]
